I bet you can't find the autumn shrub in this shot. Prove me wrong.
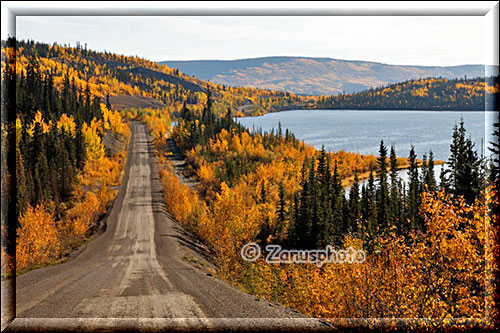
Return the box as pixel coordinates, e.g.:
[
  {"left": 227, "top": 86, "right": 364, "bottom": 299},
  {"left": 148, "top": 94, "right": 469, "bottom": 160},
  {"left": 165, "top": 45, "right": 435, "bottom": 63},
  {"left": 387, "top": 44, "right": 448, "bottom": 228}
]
[
  {"left": 197, "top": 182, "right": 261, "bottom": 277},
  {"left": 1, "top": 246, "right": 14, "bottom": 276},
  {"left": 101, "top": 103, "right": 131, "bottom": 139},
  {"left": 141, "top": 107, "right": 171, "bottom": 146},
  {"left": 159, "top": 167, "right": 200, "bottom": 231},
  {"left": 16, "top": 204, "right": 61, "bottom": 270}
]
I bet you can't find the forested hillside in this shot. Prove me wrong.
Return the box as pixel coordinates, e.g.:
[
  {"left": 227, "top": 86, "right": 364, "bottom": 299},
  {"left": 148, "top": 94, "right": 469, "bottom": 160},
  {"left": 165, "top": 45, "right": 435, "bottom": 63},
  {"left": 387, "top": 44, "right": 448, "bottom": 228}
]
[
  {"left": 310, "top": 76, "right": 499, "bottom": 111},
  {"left": 161, "top": 56, "right": 496, "bottom": 95},
  {"left": 2, "top": 40, "right": 131, "bottom": 272},
  {"left": 9, "top": 40, "right": 302, "bottom": 118}
]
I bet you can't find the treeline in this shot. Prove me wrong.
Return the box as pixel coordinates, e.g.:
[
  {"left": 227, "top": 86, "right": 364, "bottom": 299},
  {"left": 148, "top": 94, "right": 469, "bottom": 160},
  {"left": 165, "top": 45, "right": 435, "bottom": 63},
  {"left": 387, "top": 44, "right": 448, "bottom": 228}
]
[{"left": 311, "top": 76, "right": 499, "bottom": 111}]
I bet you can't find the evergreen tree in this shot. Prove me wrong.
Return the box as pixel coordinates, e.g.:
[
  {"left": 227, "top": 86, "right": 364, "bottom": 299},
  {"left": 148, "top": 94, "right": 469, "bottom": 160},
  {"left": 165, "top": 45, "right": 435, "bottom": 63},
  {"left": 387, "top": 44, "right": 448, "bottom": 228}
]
[
  {"left": 423, "top": 150, "right": 436, "bottom": 191},
  {"left": 376, "top": 140, "right": 389, "bottom": 231},
  {"left": 330, "top": 161, "right": 345, "bottom": 247},
  {"left": 333, "top": 161, "right": 343, "bottom": 196},
  {"left": 259, "top": 181, "right": 267, "bottom": 204},
  {"left": 489, "top": 121, "right": 500, "bottom": 187},
  {"left": 291, "top": 160, "right": 312, "bottom": 249},
  {"left": 439, "top": 166, "right": 451, "bottom": 192},
  {"left": 446, "top": 119, "right": 481, "bottom": 204},
  {"left": 348, "top": 172, "right": 361, "bottom": 234},
  {"left": 306, "top": 158, "right": 320, "bottom": 248},
  {"left": 389, "top": 145, "right": 401, "bottom": 227},
  {"left": 420, "top": 153, "right": 428, "bottom": 193},
  {"left": 406, "top": 146, "right": 421, "bottom": 230},
  {"left": 224, "top": 106, "right": 233, "bottom": 131},
  {"left": 276, "top": 181, "right": 287, "bottom": 242},
  {"left": 360, "top": 184, "right": 368, "bottom": 237},
  {"left": 459, "top": 136, "right": 481, "bottom": 204},
  {"left": 106, "top": 93, "right": 111, "bottom": 109},
  {"left": 397, "top": 179, "right": 406, "bottom": 234},
  {"left": 365, "top": 168, "right": 377, "bottom": 245},
  {"left": 287, "top": 193, "right": 301, "bottom": 248},
  {"left": 317, "top": 147, "right": 334, "bottom": 247},
  {"left": 16, "top": 146, "right": 28, "bottom": 217}
]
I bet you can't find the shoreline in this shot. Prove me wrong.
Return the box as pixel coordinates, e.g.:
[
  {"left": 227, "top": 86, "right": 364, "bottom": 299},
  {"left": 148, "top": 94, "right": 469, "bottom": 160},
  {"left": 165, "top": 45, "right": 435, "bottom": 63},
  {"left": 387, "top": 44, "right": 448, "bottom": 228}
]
[
  {"left": 342, "top": 160, "right": 445, "bottom": 187},
  {"left": 237, "top": 108, "right": 495, "bottom": 119}
]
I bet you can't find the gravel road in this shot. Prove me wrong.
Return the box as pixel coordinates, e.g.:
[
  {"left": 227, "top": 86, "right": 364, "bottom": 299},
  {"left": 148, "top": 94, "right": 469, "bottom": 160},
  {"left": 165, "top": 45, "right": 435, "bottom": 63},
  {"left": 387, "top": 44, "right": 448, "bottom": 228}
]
[{"left": 6, "top": 122, "right": 328, "bottom": 331}]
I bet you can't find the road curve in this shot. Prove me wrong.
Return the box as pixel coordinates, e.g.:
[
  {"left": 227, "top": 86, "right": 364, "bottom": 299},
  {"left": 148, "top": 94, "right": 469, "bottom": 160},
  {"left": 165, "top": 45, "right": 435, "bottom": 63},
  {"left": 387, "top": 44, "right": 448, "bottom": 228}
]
[{"left": 9, "top": 122, "right": 327, "bottom": 331}]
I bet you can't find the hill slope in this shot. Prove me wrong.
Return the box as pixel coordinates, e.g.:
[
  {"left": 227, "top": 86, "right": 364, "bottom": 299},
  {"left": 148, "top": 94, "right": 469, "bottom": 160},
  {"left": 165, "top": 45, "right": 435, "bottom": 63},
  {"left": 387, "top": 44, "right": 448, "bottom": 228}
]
[
  {"left": 10, "top": 40, "right": 302, "bottom": 116},
  {"left": 308, "top": 76, "right": 499, "bottom": 111},
  {"left": 160, "top": 56, "right": 497, "bottom": 95}
]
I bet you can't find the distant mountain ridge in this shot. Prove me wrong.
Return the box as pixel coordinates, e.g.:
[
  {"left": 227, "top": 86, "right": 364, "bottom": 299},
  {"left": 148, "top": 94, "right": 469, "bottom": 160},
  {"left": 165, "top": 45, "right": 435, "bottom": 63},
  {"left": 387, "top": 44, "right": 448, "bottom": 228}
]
[{"left": 160, "top": 56, "right": 497, "bottom": 95}]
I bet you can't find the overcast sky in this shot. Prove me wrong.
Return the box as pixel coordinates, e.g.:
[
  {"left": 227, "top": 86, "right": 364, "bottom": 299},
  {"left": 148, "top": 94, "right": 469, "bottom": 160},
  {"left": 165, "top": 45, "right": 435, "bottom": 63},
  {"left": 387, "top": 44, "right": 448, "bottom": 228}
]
[{"left": 14, "top": 15, "right": 489, "bottom": 66}]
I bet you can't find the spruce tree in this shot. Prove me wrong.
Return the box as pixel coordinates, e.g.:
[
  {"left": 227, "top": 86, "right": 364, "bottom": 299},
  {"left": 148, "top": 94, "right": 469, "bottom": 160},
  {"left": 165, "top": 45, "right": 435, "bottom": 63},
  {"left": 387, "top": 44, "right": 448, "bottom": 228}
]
[
  {"left": 459, "top": 137, "right": 481, "bottom": 204},
  {"left": 331, "top": 193, "right": 345, "bottom": 247},
  {"left": 389, "top": 145, "right": 401, "bottom": 226},
  {"left": 376, "top": 140, "right": 389, "bottom": 231},
  {"left": 446, "top": 119, "right": 481, "bottom": 204},
  {"left": 360, "top": 184, "right": 368, "bottom": 236},
  {"left": 328, "top": 161, "right": 344, "bottom": 247},
  {"left": 16, "top": 146, "right": 28, "bottom": 217},
  {"left": 259, "top": 182, "right": 267, "bottom": 204},
  {"left": 439, "top": 166, "right": 451, "bottom": 192},
  {"left": 306, "top": 158, "right": 320, "bottom": 248},
  {"left": 366, "top": 168, "right": 378, "bottom": 244},
  {"left": 423, "top": 150, "right": 436, "bottom": 191},
  {"left": 287, "top": 193, "right": 301, "bottom": 248},
  {"left": 406, "top": 146, "right": 420, "bottom": 230},
  {"left": 317, "top": 147, "right": 334, "bottom": 247},
  {"left": 276, "top": 181, "right": 287, "bottom": 243},
  {"left": 348, "top": 172, "right": 361, "bottom": 234},
  {"left": 293, "top": 160, "right": 311, "bottom": 249},
  {"left": 489, "top": 121, "right": 500, "bottom": 187}
]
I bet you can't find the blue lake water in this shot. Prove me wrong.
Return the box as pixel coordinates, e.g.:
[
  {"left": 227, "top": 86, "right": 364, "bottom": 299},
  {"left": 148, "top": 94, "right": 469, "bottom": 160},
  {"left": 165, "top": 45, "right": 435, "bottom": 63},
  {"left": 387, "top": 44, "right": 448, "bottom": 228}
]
[{"left": 236, "top": 110, "right": 495, "bottom": 162}]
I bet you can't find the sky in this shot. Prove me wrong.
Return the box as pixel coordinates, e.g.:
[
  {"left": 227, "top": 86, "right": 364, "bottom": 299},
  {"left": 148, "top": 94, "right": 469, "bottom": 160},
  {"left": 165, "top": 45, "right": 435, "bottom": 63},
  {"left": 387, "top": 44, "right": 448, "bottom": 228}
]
[{"left": 12, "top": 15, "right": 490, "bottom": 67}]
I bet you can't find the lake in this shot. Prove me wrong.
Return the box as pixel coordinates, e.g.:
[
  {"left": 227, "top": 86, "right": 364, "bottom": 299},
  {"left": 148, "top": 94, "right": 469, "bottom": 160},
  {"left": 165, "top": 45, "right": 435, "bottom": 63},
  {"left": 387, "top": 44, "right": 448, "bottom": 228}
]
[{"left": 236, "top": 110, "right": 495, "bottom": 162}]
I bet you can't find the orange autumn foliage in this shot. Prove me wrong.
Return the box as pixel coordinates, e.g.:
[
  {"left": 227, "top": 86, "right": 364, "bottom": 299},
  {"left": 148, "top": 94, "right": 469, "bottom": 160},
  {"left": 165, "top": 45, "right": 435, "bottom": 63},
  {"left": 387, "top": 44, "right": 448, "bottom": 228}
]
[
  {"left": 14, "top": 105, "right": 130, "bottom": 272},
  {"left": 16, "top": 204, "right": 61, "bottom": 270},
  {"left": 244, "top": 188, "right": 496, "bottom": 320},
  {"left": 159, "top": 134, "right": 497, "bottom": 321},
  {"left": 5, "top": 41, "right": 302, "bottom": 120},
  {"left": 101, "top": 103, "right": 131, "bottom": 139},
  {"left": 159, "top": 167, "right": 200, "bottom": 231},
  {"left": 142, "top": 108, "right": 171, "bottom": 146},
  {"left": 197, "top": 182, "right": 261, "bottom": 277}
]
